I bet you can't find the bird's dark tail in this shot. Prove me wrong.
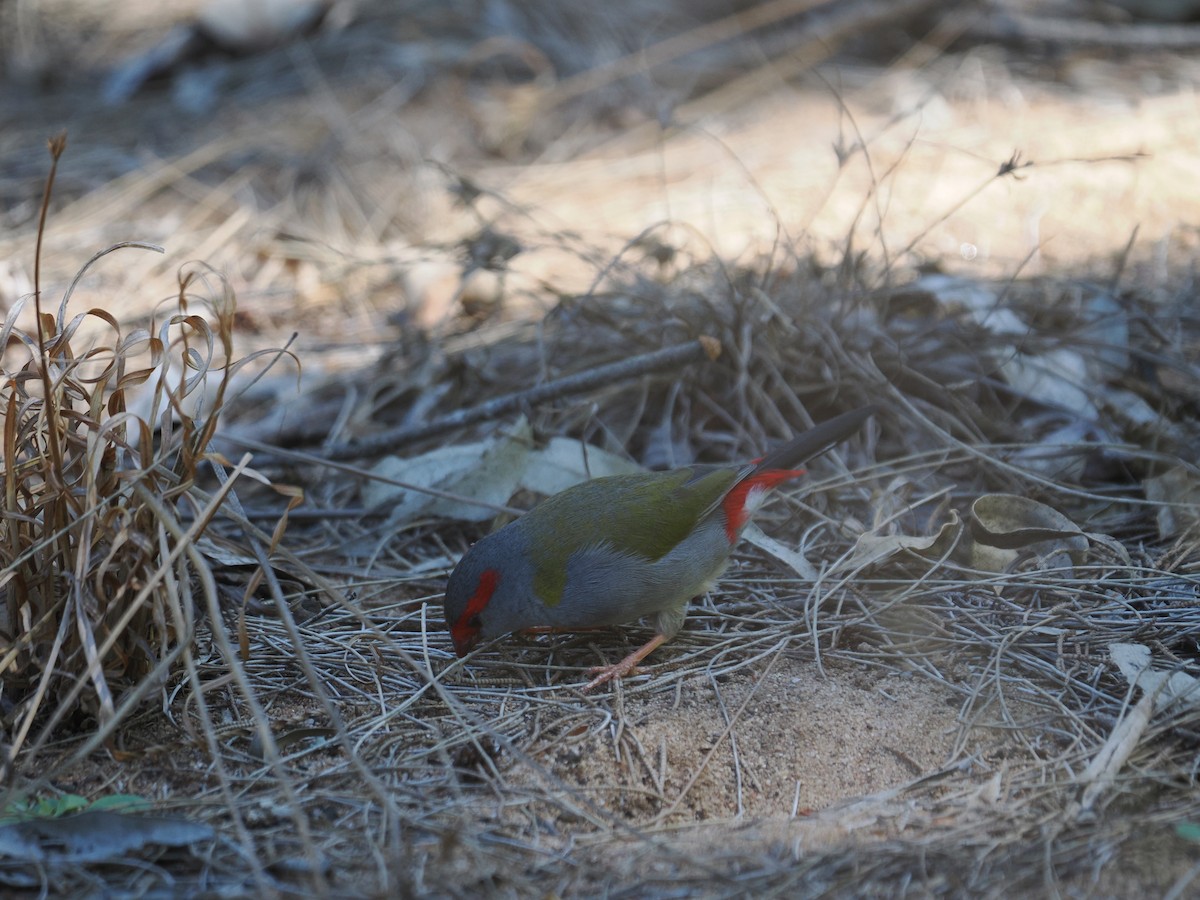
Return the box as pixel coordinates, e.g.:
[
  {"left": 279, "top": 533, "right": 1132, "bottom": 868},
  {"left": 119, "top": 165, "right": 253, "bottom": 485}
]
[{"left": 753, "top": 405, "right": 876, "bottom": 474}]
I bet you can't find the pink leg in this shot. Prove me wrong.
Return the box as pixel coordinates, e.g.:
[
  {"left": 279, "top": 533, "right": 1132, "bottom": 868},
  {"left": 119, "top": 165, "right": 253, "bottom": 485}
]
[{"left": 582, "top": 633, "right": 668, "bottom": 693}]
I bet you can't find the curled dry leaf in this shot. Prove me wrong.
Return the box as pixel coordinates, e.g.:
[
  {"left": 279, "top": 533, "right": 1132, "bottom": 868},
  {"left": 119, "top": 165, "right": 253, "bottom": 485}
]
[
  {"left": 847, "top": 493, "right": 1096, "bottom": 577},
  {"left": 846, "top": 510, "right": 962, "bottom": 570},
  {"left": 968, "top": 493, "right": 1088, "bottom": 573}
]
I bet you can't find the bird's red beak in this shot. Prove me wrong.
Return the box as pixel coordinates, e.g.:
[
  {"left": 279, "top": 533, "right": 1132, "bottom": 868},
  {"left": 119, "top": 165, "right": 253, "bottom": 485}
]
[
  {"left": 450, "top": 568, "right": 498, "bottom": 657},
  {"left": 451, "top": 626, "right": 480, "bottom": 657}
]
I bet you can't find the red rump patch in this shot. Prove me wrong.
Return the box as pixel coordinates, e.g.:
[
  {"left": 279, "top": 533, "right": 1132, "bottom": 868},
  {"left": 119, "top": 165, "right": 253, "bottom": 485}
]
[
  {"left": 722, "top": 468, "right": 805, "bottom": 543},
  {"left": 452, "top": 567, "right": 499, "bottom": 656}
]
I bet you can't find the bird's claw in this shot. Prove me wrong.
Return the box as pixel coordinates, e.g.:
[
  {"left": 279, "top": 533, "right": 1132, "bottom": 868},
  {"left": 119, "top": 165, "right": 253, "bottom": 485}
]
[
  {"left": 582, "top": 659, "right": 640, "bottom": 693},
  {"left": 580, "top": 633, "right": 668, "bottom": 693}
]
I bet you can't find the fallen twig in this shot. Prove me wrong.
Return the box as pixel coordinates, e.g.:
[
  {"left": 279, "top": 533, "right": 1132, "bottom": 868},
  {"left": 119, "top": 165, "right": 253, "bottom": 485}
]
[{"left": 320, "top": 336, "right": 721, "bottom": 460}]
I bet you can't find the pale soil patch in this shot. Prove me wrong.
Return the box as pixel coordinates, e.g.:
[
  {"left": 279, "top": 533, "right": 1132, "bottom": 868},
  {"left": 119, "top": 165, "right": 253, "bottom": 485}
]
[{"left": 522, "top": 656, "right": 977, "bottom": 824}]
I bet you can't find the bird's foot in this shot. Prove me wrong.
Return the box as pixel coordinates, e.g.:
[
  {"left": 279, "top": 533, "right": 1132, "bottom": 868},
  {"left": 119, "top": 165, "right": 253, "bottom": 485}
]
[
  {"left": 582, "top": 656, "right": 641, "bottom": 693},
  {"left": 581, "top": 633, "right": 668, "bottom": 693}
]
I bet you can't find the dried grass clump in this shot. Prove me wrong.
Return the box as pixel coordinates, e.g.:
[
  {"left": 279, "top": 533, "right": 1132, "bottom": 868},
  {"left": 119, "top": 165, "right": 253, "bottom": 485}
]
[{"left": 0, "top": 137, "right": 281, "bottom": 770}]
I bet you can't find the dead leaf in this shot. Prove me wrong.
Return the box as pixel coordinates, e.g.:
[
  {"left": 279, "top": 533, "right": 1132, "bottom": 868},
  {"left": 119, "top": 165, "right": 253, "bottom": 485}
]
[
  {"left": 1144, "top": 465, "right": 1200, "bottom": 540},
  {"left": 1110, "top": 643, "right": 1200, "bottom": 713},
  {"left": 968, "top": 494, "right": 1088, "bottom": 573},
  {"left": 846, "top": 511, "right": 963, "bottom": 569},
  {"left": 367, "top": 426, "right": 642, "bottom": 526},
  {"left": 1009, "top": 420, "right": 1098, "bottom": 481},
  {"left": 997, "top": 347, "right": 1096, "bottom": 419},
  {"left": 519, "top": 437, "right": 641, "bottom": 494},
  {"left": 742, "top": 523, "right": 818, "bottom": 580},
  {"left": 1074, "top": 642, "right": 1200, "bottom": 817},
  {"left": 366, "top": 419, "right": 534, "bottom": 523},
  {"left": 916, "top": 275, "right": 1128, "bottom": 420}
]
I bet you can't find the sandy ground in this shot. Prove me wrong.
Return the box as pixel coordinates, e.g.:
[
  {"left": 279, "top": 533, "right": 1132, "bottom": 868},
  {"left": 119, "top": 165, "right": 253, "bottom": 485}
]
[{"left": 511, "top": 653, "right": 996, "bottom": 823}]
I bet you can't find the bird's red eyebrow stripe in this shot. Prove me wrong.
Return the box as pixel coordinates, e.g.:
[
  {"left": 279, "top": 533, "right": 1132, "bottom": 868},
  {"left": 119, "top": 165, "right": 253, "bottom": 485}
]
[
  {"left": 456, "top": 568, "right": 500, "bottom": 631},
  {"left": 722, "top": 468, "right": 804, "bottom": 542}
]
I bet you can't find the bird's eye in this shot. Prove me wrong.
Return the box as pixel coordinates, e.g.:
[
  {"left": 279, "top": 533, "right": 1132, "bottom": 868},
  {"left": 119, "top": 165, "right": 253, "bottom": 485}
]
[{"left": 468, "top": 614, "right": 482, "bottom": 630}]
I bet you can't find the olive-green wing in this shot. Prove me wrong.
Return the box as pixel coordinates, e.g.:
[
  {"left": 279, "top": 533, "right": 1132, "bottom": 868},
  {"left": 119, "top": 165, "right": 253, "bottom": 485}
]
[{"left": 527, "top": 467, "right": 737, "bottom": 606}]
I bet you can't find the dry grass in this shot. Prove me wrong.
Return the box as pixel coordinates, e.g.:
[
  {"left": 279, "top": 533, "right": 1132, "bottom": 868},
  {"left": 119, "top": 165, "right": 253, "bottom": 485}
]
[
  {"left": 3, "top": 137, "right": 240, "bottom": 749},
  {"left": 2, "top": 1, "right": 1200, "bottom": 897},
  {"left": 0, "top": 137, "right": 312, "bottom": 888}
]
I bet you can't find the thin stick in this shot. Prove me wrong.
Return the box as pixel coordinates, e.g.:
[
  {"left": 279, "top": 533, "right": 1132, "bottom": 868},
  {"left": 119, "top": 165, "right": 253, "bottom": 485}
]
[{"left": 321, "top": 336, "right": 721, "bottom": 460}]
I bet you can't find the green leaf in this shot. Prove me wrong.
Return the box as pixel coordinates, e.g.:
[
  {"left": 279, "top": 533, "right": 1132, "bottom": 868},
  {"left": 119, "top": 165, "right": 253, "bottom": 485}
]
[
  {"left": 88, "top": 794, "right": 152, "bottom": 813},
  {"left": 1175, "top": 822, "right": 1200, "bottom": 843},
  {"left": 32, "top": 794, "right": 88, "bottom": 818},
  {"left": 0, "top": 792, "right": 153, "bottom": 824}
]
